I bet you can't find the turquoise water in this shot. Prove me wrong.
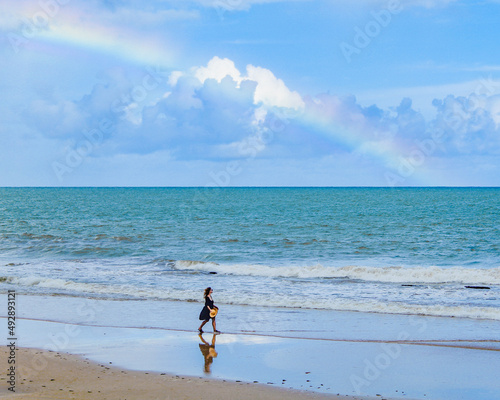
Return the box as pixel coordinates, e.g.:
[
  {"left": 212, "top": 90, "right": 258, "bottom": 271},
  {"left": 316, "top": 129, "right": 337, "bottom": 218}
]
[{"left": 1, "top": 187, "right": 499, "bottom": 319}]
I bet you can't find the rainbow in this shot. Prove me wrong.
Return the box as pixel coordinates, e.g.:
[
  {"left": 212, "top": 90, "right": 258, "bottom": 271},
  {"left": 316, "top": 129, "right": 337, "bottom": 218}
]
[
  {"left": 296, "top": 100, "right": 440, "bottom": 186},
  {"left": 40, "top": 24, "right": 177, "bottom": 68},
  {"left": 8, "top": 4, "right": 177, "bottom": 67}
]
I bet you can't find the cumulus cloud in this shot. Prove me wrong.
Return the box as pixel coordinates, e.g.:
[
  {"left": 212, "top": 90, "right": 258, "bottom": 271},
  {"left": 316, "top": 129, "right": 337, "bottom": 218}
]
[
  {"left": 193, "top": 56, "right": 304, "bottom": 110},
  {"left": 26, "top": 100, "right": 88, "bottom": 138},
  {"left": 22, "top": 56, "right": 500, "bottom": 173},
  {"left": 432, "top": 94, "right": 500, "bottom": 155},
  {"left": 194, "top": 57, "right": 242, "bottom": 84},
  {"left": 247, "top": 65, "right": 304, "bottom": 109}
]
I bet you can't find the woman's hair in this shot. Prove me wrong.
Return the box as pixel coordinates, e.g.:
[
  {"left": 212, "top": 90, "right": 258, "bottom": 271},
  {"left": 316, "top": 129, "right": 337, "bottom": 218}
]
[{"left": 204, "top": 287, "right": 212, "bottom": 298}]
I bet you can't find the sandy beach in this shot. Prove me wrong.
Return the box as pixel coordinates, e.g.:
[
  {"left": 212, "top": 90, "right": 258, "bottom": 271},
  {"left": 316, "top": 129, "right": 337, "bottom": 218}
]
[
  {"left": 0, "top": 347, "right": 378, "bottom": 400},
  {"left": 1, "top": 296, "right": 500, "bottom": 400}
]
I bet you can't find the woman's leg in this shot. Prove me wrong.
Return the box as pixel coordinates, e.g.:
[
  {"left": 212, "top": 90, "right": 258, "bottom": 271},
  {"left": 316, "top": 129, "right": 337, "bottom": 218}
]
[
  {"left": 212, "top": 318, "right": 218, "bottom": 332},
  {"left": 199, "top": 319, "right": 209, "bottom": 331}
]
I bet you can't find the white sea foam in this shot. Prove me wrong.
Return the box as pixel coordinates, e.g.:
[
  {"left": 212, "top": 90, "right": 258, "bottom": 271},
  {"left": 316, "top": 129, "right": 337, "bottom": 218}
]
[
  {"left": 173, "top": 261, "right": 500, "bottom": 285},
  {"left": 4, "top": 274, "right": 500, "bottom": 321},
  {"left": 230, "top": 294, "right": 500, "bottom": 321},
  {"left": 4, "top": 276, "right": 198, "bottom": 302}
]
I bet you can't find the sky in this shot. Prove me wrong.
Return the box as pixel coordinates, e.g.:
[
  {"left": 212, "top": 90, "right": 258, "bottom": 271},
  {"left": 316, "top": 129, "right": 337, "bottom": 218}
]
[{"left": 1, "top": 0, "right": 500, "bottom": 186}]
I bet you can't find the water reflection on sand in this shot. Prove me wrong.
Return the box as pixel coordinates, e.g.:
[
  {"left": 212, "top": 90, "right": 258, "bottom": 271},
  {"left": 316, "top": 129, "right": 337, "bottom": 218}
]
[{"left": 198, "top": 334, "right": 218, "bottom": 374}]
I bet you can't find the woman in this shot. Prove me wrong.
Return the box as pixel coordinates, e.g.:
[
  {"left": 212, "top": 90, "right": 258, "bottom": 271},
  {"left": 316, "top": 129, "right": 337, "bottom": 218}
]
[{"left": 198, "top": 287, "right": 220, "bottom": 334}]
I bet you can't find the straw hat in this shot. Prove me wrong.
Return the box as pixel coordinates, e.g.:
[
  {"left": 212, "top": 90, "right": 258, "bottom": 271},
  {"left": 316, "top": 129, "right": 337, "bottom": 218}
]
[
  {"left": 210, "top": 308, "right": 218, "bottom": 318},
  {"left": 208, "top": 348, "right": 218, "bottom": 358}
]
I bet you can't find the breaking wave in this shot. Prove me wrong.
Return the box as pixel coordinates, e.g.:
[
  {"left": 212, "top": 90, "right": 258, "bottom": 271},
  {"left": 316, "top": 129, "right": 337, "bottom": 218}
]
[
  {"left": 173, "top": 261, "right": 500, "bottom": 285},
  {"left": 3, "top": 273, "right": 500, "bottom": 321}
]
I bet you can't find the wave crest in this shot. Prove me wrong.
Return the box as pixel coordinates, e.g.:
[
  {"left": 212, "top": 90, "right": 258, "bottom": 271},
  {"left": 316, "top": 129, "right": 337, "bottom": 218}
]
[
  {"left": 2, "top": 274, "right": 500, "bottom": 321},
  {"left": 173, "top": 261, "right": 500, "bottom": 285}
]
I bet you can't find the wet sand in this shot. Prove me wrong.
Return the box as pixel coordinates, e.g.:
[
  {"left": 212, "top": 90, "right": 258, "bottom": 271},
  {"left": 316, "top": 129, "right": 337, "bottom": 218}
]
[
  {"left": 0, "top": 347, "right": 377, "bottom": 400},
  {"left": 2, "top": 296, "right": 500, "bottom": 399}
]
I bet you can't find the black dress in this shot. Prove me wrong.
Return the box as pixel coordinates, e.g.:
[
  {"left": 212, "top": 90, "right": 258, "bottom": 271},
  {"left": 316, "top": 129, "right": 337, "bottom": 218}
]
[{"left": 199, "top": 296, "right": 214, "bottom": 321}]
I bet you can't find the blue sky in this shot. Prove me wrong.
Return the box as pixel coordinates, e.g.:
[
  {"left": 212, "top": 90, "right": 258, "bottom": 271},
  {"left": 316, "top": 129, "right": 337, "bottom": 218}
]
[{"left": 1, "top": 0, "right": 500, "bottom": 186}]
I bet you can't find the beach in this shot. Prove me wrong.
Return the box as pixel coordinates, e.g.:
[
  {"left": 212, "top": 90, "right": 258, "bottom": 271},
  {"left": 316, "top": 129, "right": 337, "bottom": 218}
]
[
  {"left": 2, "top": 296, "right": 500, "bottom": 399},
  {"left": 1, "top": 347, "right": 358, "bottom": 400}
]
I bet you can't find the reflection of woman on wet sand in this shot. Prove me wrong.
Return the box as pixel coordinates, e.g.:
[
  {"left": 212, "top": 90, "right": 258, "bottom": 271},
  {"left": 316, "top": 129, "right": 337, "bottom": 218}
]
[{"left": 198, "top": 334, "right": 218, "bottom": 374}]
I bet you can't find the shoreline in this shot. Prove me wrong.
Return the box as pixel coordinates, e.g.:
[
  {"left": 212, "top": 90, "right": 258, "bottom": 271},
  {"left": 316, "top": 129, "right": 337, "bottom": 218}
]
[
  {"left": 5, "top": 315, "right": 500, "bottom": 353},
  {"left": 1, "top": 296, "right": 500, "bottom": 399}
]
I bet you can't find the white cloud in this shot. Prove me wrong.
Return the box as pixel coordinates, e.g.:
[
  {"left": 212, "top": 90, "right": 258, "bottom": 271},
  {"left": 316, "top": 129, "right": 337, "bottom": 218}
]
[
  {"left": 252, "top": 106, "right": 268, "bottom": 125},
  {"left": 246, "top": 65, "right": 305, "bottom": 110},
  {"left": 27, "top": 100, "right": 87, "bottom": 138},
  {"left": 356, "top": 78, "right": 500, "bottom": 119},
  {"left": 432, "top": 93, "right": 500, "bottom": 155},
  {"left": 192, "top": 56, "right": 304, "bottom": 110},
  {"left": 168, "top": 71, "right": 185, "bottom": 86},
  {"left": 489, "top": 97, "right": 500, "bottom": 126},
  {"left": 194, "top": 57, "right": 242, "bottom": 84}
]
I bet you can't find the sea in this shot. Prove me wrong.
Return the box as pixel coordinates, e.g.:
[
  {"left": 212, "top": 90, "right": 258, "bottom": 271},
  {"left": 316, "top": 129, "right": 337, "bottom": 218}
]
[{"left": 1, "top": 187, "right": 499, "bottom": 321}]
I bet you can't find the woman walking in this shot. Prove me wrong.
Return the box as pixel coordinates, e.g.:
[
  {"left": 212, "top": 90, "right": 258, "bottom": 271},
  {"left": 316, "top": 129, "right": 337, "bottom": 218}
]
[{"left": 198, "top": 287, "right": 220, "bottom": 334}]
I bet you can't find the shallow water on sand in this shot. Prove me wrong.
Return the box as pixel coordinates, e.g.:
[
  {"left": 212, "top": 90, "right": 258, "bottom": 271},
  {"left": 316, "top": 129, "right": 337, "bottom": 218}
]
[{"left": 5, "top": 295, "right": 500, "bottom": 400}]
